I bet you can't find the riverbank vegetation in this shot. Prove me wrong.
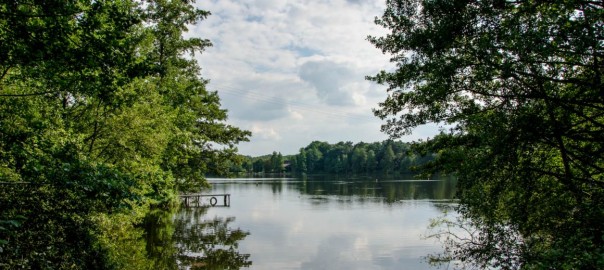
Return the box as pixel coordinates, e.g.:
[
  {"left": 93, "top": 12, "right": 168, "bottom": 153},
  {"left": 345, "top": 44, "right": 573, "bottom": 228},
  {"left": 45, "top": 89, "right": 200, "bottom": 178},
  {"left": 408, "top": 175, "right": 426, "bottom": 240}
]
[
  {"left": 0, "top": 1, "right": 249, "bottom": 268},
  {"left": 370, "top": 0, "right": 603, "bottom": 268},
  {"left": 227, "top": 140, "right": 435, "bottom": 176}
]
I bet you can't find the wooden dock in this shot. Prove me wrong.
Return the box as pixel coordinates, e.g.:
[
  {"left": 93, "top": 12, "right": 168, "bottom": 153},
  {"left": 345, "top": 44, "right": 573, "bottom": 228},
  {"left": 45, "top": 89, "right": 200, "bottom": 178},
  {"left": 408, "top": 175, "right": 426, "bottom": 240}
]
[{"left": 179, "top": 193, "right": 230, "bottom": 207}]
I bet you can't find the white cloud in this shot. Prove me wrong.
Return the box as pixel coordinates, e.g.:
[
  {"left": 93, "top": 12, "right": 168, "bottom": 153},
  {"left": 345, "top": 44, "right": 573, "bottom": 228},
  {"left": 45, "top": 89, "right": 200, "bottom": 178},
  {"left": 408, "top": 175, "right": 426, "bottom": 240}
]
[
  {"left": 250, "top": 124, "right": 282, "bottom": 141},
  {"left": 298, "top": 60, "right": 357, "bottom": 106},
  {"left": 191, "top": 0, "right": 437, "bottom": 156}
]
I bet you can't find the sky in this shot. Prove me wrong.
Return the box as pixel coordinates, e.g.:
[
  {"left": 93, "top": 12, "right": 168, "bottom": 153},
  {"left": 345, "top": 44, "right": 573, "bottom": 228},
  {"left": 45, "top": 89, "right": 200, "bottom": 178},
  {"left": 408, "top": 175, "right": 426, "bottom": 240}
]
[{"left": 189, "top": 0, "right": 439, "bottom": 156}]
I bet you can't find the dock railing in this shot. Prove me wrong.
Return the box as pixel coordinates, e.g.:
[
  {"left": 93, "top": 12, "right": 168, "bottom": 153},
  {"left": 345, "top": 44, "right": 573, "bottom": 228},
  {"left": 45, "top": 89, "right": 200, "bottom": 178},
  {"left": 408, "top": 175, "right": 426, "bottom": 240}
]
[{"left": 179, "top": 193, "right": 230, "bottom": 207}]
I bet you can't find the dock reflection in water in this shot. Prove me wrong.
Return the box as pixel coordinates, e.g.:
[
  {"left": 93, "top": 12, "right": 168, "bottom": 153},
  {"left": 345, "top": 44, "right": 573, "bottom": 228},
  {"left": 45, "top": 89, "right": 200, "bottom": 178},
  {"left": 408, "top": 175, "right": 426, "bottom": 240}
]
[
  {"left": 145, "top": 175, "right": 457, "bottom": 269},
  {"left": 145, "top": 206, "right": 251, "bottom": 269}
]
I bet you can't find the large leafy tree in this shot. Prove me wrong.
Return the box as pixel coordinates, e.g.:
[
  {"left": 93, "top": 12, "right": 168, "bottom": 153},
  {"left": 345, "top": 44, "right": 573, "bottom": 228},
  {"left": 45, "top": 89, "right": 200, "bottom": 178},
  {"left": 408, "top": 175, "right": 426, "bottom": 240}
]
[
  {"left": 0, "top": 0, "right": 249, "bottom": 267},
  {"left": 369, "top": 0, "right": 603, "bottom": 268}
]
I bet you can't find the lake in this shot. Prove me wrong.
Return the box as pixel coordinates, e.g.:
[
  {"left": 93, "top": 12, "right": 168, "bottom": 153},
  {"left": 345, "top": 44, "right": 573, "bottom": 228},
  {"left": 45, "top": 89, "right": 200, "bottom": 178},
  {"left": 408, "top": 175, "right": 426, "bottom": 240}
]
[{"left": 160, "top": 175, "right": 458, "bottom": 269}]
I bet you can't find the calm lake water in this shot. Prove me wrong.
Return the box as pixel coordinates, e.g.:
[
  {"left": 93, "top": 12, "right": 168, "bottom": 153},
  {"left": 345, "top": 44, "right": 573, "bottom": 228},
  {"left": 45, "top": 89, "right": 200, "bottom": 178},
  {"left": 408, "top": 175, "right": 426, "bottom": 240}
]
[{"left": 167, "top": 175, "right": 458, "bottom": 269}]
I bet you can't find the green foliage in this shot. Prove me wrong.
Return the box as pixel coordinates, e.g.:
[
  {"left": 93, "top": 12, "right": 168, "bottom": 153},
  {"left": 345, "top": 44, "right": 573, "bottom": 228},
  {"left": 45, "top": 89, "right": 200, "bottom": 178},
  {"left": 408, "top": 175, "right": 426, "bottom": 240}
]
[
  {"left": 236, "top": 140, "right": 434, "bottom": 176},
  {"left": 370, "top": 0, "right": 604, "bottom": 268},
  {"left": 297, "top": 148, "right": 308, "bottom": 173},
  {"left": 144, "top": 207, "right": 251, "bottom": 269},
  {"left": 0, "top": 0, "right": 248, "bottom": 268}
]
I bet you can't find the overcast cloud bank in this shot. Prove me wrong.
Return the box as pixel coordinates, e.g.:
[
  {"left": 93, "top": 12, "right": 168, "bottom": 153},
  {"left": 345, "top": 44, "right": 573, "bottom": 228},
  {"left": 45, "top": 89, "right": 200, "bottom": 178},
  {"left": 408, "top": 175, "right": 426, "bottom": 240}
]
[{"left": 190, "top": 0, "right": 438, "bottom": 156}]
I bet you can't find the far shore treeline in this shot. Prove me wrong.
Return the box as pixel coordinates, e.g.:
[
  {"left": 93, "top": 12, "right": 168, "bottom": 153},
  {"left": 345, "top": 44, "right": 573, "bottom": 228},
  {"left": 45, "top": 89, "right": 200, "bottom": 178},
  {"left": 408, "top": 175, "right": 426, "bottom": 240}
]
[{"left": 221, "top": 140, "right": 436, "bottom": 176}]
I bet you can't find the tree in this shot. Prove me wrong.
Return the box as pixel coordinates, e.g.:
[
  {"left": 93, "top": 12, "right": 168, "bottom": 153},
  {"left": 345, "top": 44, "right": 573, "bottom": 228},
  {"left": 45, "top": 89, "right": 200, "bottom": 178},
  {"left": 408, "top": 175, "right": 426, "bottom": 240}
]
[
  {"left": 366, "top": 150, "right": 378, "bottom": 173},
  {"left": 351, "top": 146, "right": 368, "bottom": 174},
  {"left": 252, "top": 159, "right": 264, "bottom": 173},
  {"left": 369, "top": 1, "right": 603, "bottom": 268},
  {"left": 241, "top": 159, "right": 253, "bottom": 173},
  {"left": 269, "top": 151, "right": 283, "bottom": 173},
  {"left": 380, "top": 144, "right": 395, "bottom": 174},
  {"left": 297, "top": 148, "right": 308, "bottom": 173},
  {"left": 288, "top": 155, "right": 298, "bottom": 173},
  {"left": 305, "top": 145, "right": 323, "bottom": 173},
  {"left": 0, "top": 0, "right": 249, "bottom": 267}
]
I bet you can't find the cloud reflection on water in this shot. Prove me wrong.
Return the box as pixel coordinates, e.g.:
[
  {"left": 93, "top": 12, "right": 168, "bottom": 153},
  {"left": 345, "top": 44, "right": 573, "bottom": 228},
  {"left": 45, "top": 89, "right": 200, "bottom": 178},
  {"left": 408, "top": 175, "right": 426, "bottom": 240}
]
[{"left": 203, "top": 176, "right": 457, "bottom": 269}]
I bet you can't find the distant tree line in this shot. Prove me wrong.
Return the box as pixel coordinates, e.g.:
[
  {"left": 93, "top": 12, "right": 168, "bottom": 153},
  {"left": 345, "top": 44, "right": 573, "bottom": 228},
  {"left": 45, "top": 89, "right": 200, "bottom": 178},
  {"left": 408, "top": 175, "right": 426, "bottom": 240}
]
[{"left": 226, "top": 140, "right": 435, "bottom": 175}]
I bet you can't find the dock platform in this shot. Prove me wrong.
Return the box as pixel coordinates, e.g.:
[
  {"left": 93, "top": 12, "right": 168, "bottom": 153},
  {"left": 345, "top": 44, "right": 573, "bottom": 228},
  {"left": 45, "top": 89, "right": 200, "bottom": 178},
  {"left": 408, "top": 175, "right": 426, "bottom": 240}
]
[{"left": 179, "top": 193, "right": 230, "bottom": 207}]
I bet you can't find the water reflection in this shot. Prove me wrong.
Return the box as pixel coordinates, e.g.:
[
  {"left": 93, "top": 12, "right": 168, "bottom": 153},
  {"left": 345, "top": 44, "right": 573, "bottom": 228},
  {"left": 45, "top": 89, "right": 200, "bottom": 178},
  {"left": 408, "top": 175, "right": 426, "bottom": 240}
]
[
  {"left": 298, "top": 177, "right": 457, "bottom": 203},
  {"left": 145, "top": 207, "right": 251, "bottom": 269},
  {"left": 116, "top": 176, "right": 461, "bottom": 269},
  {"left": 210, "top": 175, "right": 458, "bottom": 204},
  {"left": 203, "top": 176, "right": 458, "bottom": 269}
]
